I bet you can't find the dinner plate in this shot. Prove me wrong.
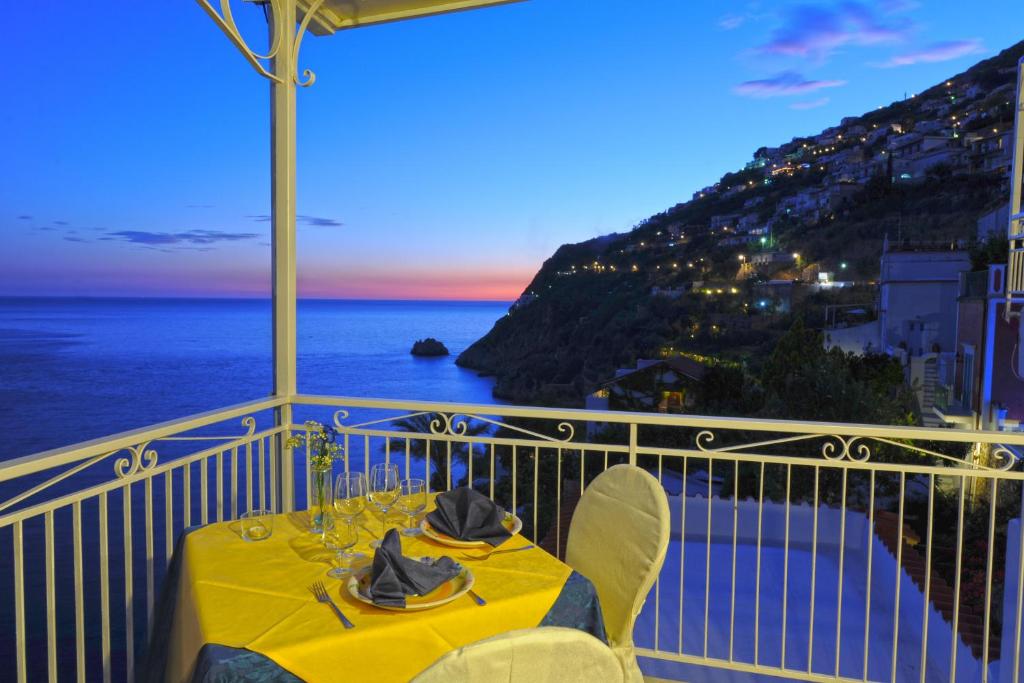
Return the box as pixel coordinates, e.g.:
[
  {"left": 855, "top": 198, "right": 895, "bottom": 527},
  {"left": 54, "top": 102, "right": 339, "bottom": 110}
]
[
  {"left": 347, "top": 559, "right": 474, "bottom": 611},
  {"left": 419, "top": 512, "right": 523, "bottom": 548}
]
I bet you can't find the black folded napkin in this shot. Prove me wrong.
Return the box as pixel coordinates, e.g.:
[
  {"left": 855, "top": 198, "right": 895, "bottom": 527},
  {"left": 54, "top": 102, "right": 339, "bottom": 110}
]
[
  {"left": 368, "top": 529, "right": 460, "bottom": 607},
  {"left": 425, "top": 486, "right": 512, "bottom": 547}
]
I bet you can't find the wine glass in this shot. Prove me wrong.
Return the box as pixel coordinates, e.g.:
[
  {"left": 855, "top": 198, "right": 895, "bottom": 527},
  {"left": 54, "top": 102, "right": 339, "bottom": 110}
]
[
  {"left": 327, "top": 472, "right": 366, "bottom": 577},
  {"left": 323, "top": 519, "right": 359, "bottom": 579},
  {"left": 367, "top": 463, "right": 400, "bottom": 546},
  {"left": 396, "top": 478, "right": 426, "bottom": 536}
]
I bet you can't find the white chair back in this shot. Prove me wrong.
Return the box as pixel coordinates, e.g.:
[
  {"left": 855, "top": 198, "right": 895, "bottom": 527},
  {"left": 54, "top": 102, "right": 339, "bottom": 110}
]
[
  {"left": 565, "top": 464, "right": 670, "bottom": 682},
  {"left": 410, "top": 626, "right": 624, "bottom": 682}
]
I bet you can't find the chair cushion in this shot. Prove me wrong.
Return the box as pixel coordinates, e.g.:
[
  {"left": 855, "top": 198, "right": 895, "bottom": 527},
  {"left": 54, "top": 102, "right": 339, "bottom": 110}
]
[
  {"left": 565, "top": 465, "right": 671, "bottom": 680},
  {"left": 410, "top": 626, "right": 624, "bottom": 682}
]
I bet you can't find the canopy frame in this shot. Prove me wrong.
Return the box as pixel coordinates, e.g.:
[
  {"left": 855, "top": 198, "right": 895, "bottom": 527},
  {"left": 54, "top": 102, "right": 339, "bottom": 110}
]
[{"left": 196, "top": 0, "right": 520, "bottom": 509}]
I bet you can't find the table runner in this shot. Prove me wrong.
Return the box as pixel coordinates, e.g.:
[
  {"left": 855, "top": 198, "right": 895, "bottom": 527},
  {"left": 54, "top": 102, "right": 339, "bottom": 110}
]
[{"left": 145, "top": 510, "right": 604, "bottom": 682}]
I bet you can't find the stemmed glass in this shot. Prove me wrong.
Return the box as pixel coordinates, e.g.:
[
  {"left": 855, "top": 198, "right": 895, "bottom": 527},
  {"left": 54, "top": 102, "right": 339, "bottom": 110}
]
[
  {"left": 396, "top": 478, "right": 426, "bottom": 536},
  {"left": 325, "top": 471, "right": 366, "bottom": 578},
  {"left": 367, "top": 463, "right": 400, "bottom": 547},
  {"left": 322, "top": 518, "right": 358, "bottom": 579}
]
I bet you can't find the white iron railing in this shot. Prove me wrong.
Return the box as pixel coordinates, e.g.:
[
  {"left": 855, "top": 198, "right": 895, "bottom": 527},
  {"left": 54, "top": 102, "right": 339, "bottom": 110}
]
[{"left": 3, "top": 394, "right": 1024, "bottom": 682}]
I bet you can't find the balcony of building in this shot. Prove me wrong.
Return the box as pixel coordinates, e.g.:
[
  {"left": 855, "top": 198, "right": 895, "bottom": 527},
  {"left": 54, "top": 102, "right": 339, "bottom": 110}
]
[{"left": 3, "top": 395, "right": 1024, "bottom": 681}]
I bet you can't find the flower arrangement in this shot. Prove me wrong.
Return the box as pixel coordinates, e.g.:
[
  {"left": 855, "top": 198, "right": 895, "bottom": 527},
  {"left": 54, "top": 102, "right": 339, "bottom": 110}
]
[
  {"left": 286, "top": 421, "right": 343, "bottom": 533},
  {"left": 285, "top": 420, "right": 343, "bottom": 469}
]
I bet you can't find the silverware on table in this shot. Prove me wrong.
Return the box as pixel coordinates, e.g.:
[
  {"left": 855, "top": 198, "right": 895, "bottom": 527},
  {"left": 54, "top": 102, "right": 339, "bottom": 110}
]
[
  {"left": 467, "top": 589, "right": 486, "bottom": 606},
  {"left": 309, "top": 580, "right": 355, "bottom": 628},
  {"left": 458, "top": 544, "right": 536, "bottom": 561},
  {"left": 360, "top": 524, "right": 379, "bottom": 539}
]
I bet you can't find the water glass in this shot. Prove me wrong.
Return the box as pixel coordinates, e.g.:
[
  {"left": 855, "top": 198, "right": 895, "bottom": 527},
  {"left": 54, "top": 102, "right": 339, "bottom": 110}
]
[
  {"left": 240, "top": 509, "right": 273, "bottom": 541},
  {"left": 396, "top": 478, "right": 426, "bottom": 536},
  {"left": 334, "top": 471, "right": 367, "bottom": 519},
  {"left": 323, "top": 518, "right": 359, "bottom": 579},
  {"left": 329, "top": 471, "right": 367, "bottom": 575},
  {"left": 367, "top": 463, "right": 400, "bottom": 546}
]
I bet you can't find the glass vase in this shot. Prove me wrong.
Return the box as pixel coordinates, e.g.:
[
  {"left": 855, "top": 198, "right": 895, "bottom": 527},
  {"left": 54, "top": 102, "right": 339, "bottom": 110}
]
[{"left": 309, "top": 465, "right": 335, "bottom": 534}]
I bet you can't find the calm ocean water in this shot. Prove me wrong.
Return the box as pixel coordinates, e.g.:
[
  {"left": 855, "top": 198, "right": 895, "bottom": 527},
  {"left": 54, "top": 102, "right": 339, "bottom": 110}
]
[
  {"left": 0, "top": 297, "right": 506, "bottom": 461},
  {"left": 0, "top": 297, "right": 510, "bottom": 679}
]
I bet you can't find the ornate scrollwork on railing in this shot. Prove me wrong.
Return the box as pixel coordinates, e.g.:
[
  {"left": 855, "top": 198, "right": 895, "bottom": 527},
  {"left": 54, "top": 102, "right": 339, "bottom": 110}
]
[
  {"left": 990, "top": 445, "right": 1020, "bottom": 471},
  {"left": 694, "top": 429, "right": 1021, "bottom": 472},
  {"left": 332, "top": 409, "right": 351, "bottom": 430},
  {"left": 428, "top": 413, "right": 575, "bottom": 444},
  {"left": 2, "top": 414, "right": 267, "bottom": 515},
  {"left": 820, "top": 436, "right": 872, "bottom": 463},
  {"left": 197, "top": 0, "right": 330, "bottom": 87},
  {"left": 241, "top": 415, "right": 258, "bottom": 437},
  {"left": 330, "top": 408, "right": 576, "bottom": 444},
  {"left": 114, "top": 442, "right": 159, "bottom": 479}
]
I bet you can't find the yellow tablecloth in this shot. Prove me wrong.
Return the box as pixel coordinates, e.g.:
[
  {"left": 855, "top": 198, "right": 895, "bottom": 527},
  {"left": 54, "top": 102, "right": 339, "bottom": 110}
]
[{"left": 166, "top": 509, "right": 572, "bottom": 682}]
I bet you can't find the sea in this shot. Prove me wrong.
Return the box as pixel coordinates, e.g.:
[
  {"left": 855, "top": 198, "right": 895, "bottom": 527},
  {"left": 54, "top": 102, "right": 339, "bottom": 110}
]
[
  {"left": 0, "top": 297, "right": 506, "bottom": 461},
  {"left": 0, "top": 297, "right": 508, "bottom": 679}
]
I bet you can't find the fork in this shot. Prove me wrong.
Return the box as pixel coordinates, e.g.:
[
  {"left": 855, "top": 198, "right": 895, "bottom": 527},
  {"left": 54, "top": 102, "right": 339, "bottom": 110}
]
[
  {"left": 458, "top": 544, "right": 536, "bottom": 561},
  {"left": 309, "top": 580, "right": 354, "bottom": 629}
]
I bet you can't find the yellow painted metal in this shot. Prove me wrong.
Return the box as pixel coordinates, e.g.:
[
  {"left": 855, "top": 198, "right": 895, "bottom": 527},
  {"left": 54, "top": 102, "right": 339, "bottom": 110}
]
[
  {"left": 297, "top": 0, "right": 524, "bottom": 35},
  {"left": 5, "top": 393, "right": 1024, "bottom": 681}
]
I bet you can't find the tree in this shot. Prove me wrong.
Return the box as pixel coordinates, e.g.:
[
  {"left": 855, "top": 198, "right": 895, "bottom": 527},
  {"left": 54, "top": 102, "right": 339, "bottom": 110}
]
[
  {"left": 389, "top": 413, "right": 490, "bottom": 490},
  {"left": 759, "top": 319, "right": 916, "bottom": 425}
]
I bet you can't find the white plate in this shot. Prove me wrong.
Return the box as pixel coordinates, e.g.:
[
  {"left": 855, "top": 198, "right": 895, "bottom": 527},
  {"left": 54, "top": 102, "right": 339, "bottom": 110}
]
[
  {"left": 419, "top": 513, "right": 522, "bottom": 548},
  {"left": 347, "top": 559, "right": 474, "bottom": 611}
]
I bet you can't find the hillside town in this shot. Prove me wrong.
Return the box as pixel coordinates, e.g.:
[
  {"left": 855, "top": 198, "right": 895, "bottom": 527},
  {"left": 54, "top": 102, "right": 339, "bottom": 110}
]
[{"left": 489, "top": 43, "right": 1024, "bottom": 436}]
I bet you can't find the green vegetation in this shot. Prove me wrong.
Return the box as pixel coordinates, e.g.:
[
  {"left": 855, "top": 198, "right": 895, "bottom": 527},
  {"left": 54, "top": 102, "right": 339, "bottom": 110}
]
[{"left": 457, "top": 40, "right": 1023, "bottom": 426}]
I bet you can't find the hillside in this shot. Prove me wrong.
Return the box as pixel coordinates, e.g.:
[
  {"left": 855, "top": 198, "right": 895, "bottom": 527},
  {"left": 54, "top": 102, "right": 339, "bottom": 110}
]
[{"left": 458, "top": 41, "right": 1024, "bottom": 407}]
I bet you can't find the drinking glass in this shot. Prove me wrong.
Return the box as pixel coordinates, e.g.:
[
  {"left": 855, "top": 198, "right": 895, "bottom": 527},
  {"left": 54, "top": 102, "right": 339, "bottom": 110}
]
[
  {"left": 323, "top": 518, "right": 359, "bottom": 579},
  {"left": 330, "top": 471, "right": 367, "bottom": 574},
  {"left": 396, "top": 478, "right": 426, "bottom": 536},
  {"left": 240, "top": 509, "right": 273, "bottom": 541},
  {"left": 367, "top": 463, "right": 400, "bottom": 546}
]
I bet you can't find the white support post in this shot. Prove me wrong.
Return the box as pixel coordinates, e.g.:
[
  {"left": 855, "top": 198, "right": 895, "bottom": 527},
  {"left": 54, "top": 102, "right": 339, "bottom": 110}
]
[{"left": 270, "top": 2, "right": 298, "bottom": 512}]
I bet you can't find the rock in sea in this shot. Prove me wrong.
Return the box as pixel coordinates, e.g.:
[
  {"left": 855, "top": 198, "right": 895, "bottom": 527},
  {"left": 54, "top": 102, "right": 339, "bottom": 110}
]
[{"left": 411, "top": 338, "right": 449, "bottom": 357}]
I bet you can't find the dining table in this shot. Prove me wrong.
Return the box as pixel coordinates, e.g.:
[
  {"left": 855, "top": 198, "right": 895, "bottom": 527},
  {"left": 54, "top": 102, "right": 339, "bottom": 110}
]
[{"left": 143, "top": 502, "right": 606, "bottom": 682}]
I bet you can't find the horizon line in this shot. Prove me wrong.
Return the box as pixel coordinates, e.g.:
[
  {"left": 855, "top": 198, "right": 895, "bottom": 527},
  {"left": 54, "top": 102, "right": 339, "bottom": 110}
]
[{"left": 0, "top": 293, "right": 514, "bottom": 304}]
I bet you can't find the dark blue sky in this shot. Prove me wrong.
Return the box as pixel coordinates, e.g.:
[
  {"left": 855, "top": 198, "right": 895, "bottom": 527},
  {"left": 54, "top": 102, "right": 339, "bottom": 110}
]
[{"left": 3, "top": 1, "right": 1020, "bottom": 299}]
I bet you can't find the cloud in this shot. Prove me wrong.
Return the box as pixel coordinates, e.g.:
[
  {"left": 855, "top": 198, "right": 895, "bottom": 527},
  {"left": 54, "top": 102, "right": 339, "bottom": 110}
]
[
  {"left": 247, "top": 214, "right": 343, "bottom": 227},
  {"left": 63, "top": 236, "right": 88, "bottom": 243},
  {"left": 875, "top": 39, "right": 984, "bottom": 67},
  {"left": 877, "top": 0, "right": 919, "bottom": 13},
  {"left": 54, "top": 220, "right": 69, "bottom": 226},
  {"left": 756, "top": 2, "right": 911, "bottom": 61},
  {"left": 790, "top": 97, "right": 831, "bottom": 109},
  {"left": 298, "top": 214, "right": 344, "bottom": 227},
  {"left": 107, "top": 229, "right": 260, "bottom": 246},
  {"left": 186, "top": 204, "right": 215, "bottom": 209},
  {"left": 719, "top": 14, "right": 747, "bottom": 30},
  {"left": 17, "top": 215, "right": 31, "bottom": 220},
  {"left": 734, "top": 71, "right": 846, "bottom": 98}
]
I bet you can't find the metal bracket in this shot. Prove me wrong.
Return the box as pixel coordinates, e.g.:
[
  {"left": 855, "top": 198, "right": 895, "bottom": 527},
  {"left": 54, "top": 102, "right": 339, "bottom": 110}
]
[{"left": 196, "top": 0, "right": 328, "bottom": 87}]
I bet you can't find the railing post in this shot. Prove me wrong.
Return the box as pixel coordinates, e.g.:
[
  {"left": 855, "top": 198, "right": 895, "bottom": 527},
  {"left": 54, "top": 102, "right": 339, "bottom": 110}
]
[
  {"left": 275, "top": 403, "right": 295, "bottom": 512},
  {"left": 628, "top": 423, "right": 638, "bottom": 466}
]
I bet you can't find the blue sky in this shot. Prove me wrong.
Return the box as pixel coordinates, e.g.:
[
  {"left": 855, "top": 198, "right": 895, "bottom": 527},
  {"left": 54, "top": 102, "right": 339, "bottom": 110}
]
[{"left": 2, "top": 0, "right": 1021, "bottom": 299}]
